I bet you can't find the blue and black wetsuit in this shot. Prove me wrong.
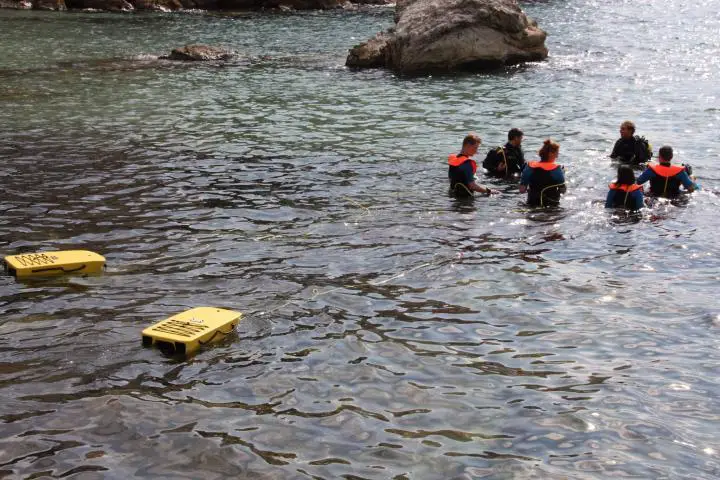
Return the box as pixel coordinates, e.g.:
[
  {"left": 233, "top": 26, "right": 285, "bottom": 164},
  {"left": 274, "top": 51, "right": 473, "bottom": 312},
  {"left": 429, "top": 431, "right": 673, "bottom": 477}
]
[
  {"left": 520, "top": 161, "right": 566, "bottom": 207},
  {"left": 605, "top": 183, "right": 644, "bottom": 210},
  {"left": 636, "top": 163, "right": 697, "bottom": 197},
  {"left": 448, "top": 154, "right": 477, "bottom": 198}
]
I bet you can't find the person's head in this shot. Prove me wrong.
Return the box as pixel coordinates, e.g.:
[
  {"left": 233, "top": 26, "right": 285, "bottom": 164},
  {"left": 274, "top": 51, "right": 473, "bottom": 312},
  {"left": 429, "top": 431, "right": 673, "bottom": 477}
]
[
  {"left": 538, "top": 138, "right": 560, "bottom": 162},
  {"left": 620, "top": 120, "right": 635, "bottom": 139},
  {"left": 461, "top": 132, "right": 481, "bottom": 155},
  {"left": 508, "top": 128, "right": 524, "bottom": 147},
  {"left": 658, "top": 145, "right": 673, "bottom": 164},
  {"left": 616, "top": 165, "right": 636, "bottom": 185}
]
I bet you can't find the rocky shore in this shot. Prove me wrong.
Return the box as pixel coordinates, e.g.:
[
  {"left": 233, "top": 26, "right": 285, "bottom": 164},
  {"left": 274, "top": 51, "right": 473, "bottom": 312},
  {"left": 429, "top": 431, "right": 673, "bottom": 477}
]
[
  {"left": 1, "top": 0, "right": 548, "bottom": 75},
  {"left": 0, "top": 0, "right": 390, "bottom": 11}
]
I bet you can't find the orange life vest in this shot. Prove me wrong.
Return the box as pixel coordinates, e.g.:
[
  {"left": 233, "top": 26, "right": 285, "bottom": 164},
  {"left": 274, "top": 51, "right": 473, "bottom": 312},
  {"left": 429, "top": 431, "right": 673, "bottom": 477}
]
[
  {"left": 608, "top": 183, "right": 643, "bottom": 193},
  {"left": 648, "top": 163, "right": 686, "bottom": 196},
  {"left": 649, "top": 163, "right": 685, "bottom": 177},
  {"left": 448, "top": 154, "right": 477, "bottom": 174},
  {"left": 528, "top": 161, "right": 560, "bottom": 171}
]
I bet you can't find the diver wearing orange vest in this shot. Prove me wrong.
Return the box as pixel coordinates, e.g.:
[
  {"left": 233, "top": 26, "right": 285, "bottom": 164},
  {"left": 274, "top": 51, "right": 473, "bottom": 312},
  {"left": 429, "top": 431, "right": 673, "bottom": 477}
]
[
  {"left": 448, "top": 133, "right": 496, "bottom": 198},
  {"left": 519, "top": 139, "right": 566, "bottom": 207},
  {"left": 636, "top": 145, "right": 698, "bottom": 197},
  {"left": 606, "top": 165, "right": 644, "bottom": 210}
]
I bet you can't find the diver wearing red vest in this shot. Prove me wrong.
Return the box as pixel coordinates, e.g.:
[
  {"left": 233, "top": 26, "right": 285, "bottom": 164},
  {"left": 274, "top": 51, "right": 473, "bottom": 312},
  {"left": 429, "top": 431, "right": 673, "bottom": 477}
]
[
  {"left": 636, "top": 145, "right": 698, "bottom": 197},
  {"left": 448, "top": 133, "right": 496, "bottom": 198},
  {"left": 606, "top": 165, "right": 644, "bottom": 210},
  {"left": 519, "top": 139, "right": 566, "bottom": 207}
]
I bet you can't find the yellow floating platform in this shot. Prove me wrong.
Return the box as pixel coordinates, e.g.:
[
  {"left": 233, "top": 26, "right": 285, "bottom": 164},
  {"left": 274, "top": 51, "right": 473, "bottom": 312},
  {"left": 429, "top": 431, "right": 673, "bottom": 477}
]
[
  {"left": 142, "top": 307, "right": 242, "bottom": 356},
  {"left": 4, "top": 250, "right": 106, "bottom": 278}
]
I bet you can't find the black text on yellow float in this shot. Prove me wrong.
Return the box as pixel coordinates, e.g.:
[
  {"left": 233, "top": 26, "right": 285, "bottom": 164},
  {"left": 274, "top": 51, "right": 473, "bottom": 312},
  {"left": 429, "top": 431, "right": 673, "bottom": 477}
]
[
  {"left": 142, "top": 307, "right": 243, "bottom": 357},
  {"left": 4, "top": 250, "right": 106, "bottom": 278}
]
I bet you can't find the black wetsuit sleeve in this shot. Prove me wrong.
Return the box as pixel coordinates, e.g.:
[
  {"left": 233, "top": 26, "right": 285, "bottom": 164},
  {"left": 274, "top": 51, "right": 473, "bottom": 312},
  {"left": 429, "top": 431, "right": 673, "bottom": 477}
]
[
  {"left": 508, "top": 145, "right": 526, "bottom": 173},
  {"left": 635, "top": 141, "right": 648, "bottom": 164}
]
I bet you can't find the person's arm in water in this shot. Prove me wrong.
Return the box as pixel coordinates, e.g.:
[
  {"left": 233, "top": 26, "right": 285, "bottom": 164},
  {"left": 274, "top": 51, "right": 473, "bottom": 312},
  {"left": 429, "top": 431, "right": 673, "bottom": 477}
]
[
  {"left": 677, "top": 170, "right": 699, "bottom": 192},
  {"left": 468, "top": 181, "right": 496, "bottom": 195},
  {"left": 635, "top": 167, "right": 654, "bottom": 185},
  {"left": 605, "top": 189, "right": 616, "bottom": 208},
  {"left": 459, "top": 161, "right": 496, "bottom": 195},
  {"left": 469, "top": 182, "right": 492, "bottom": 195},
  {"left": 552, "top": 167, "right": 567, "bottom": 194},
  {"left": 519, "top": 164, "right": 532, "bottom": 193},
  {"left": 516, "top": 147, "right": 527, "bottom": 172}
]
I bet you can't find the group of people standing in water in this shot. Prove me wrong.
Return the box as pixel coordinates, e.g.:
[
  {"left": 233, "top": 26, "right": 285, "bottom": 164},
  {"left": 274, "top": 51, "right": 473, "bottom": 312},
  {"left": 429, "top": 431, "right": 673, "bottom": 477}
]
[{"left": 447, "top": 120, "right": 699, "bottom": 209}]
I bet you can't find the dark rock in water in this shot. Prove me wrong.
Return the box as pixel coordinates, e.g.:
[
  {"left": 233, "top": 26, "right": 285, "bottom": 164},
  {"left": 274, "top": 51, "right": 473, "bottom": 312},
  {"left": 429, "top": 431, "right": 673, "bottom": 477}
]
[
  {"left": 347, "top": 0, "right": 548, "bottom": 74},
  {"left": 163, "top": 45, "right": 235, "bottom": 61},
  {"left": 64, "top": 0, "right": 134, "bottom": 10},
  {"left": 33, "top": 0, "right": 67, "bottom": 10},
  {"left": 217, "top": 0, "right": 350, "bottom": 9},
  {"left": 346, "top": 31, "right": 392, "bottom": 68},
  {"left": 0, "top": 0, "right": 34, "bottom": 7},
  {"left": 133, "top": 0, "right": 183, "bottom": 10}
]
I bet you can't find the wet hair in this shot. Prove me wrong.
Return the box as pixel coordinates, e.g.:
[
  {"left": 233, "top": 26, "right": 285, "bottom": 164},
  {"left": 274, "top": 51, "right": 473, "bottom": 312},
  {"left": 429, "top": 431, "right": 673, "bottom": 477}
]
[
  {"left": 508, "top": 128, "right": 524, "bottom": 141},
  {"left": 621, "top": 120, "right": 636, "bottom": 134},
  {"left": 537, "top": 139, "right": 560, "bottom": 162},
  {"left": 659, "top": 145, "right": 673, "bottom": 161},
  {"left": 616, "top": 165, "right": 636, "bottom": 185},
  {"left": 462, "top": 133, "right": 481, "bottom": 146}
]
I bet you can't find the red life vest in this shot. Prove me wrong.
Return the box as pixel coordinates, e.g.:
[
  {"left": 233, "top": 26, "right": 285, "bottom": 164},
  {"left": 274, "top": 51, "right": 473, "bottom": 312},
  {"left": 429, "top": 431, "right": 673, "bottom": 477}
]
[
  {"left": 448, "top": 154, "right": 477, "bottom": 174},
  {"left": 649, "top": 163, "right": 685, "bottom": 177},
  {"left": 528, "top": 161, "right": 560, "bottom": 171},
  {"left": 608, "top": 183, "right": 643, "bottom": 193}
]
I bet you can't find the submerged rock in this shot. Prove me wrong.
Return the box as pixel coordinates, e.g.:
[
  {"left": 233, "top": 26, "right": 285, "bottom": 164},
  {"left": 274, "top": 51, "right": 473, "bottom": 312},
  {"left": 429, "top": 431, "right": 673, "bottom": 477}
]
[
  {"left": 0, "top": 0, "right": 32, "bottom": 7},
  {"left": 33, "top": 0, "right": 67, "bottom": 9},
  {"left": 347, "top": 0, "right": 548, "bottom": 74},
  {"left": 133, "top": 0, "right": 182, "bottom": 10},
  {"left": 65, "top": 0, "right": 134, "bottom": 10},
  {"left": 219, "top": 0, "right": 346, "bottom": 8},
  {"left": 163, "top": 45, "right": 235, "bottom": 61}
]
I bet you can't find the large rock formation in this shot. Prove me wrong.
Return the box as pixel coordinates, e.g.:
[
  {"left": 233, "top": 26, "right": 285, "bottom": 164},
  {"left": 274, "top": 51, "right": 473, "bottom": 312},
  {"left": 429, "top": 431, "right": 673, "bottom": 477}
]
[{"left": 347, "top": 0, "right": 548, "bottom": 74}]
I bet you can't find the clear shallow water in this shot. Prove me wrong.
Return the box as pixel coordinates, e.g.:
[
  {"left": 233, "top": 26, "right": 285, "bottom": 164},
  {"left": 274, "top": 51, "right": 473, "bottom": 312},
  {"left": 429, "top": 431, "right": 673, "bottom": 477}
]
[{"left": 1, "top": 2, "right": 720, "bottom": 478}]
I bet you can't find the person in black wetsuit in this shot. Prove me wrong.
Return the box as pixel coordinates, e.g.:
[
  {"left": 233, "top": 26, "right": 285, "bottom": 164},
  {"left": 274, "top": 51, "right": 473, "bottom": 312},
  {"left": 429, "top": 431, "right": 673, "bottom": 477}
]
[
  {"left": 482, "top": 128, "right": 526, "bottom": 178},
  {"left": 448, "top": 133, "right": 497, "bottom": 198},
  {"left": 610, "top": 120, "right": 652, "bottom": 165}
]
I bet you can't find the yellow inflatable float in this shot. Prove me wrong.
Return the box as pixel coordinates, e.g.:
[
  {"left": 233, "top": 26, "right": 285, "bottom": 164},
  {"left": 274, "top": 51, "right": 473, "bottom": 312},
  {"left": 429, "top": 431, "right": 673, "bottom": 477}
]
[
  {"left": 142, "top": 307, "right": 243, "bottom": 356},
  {"left": 4, "top": 250, "right": 105, "bottom": 278}
]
